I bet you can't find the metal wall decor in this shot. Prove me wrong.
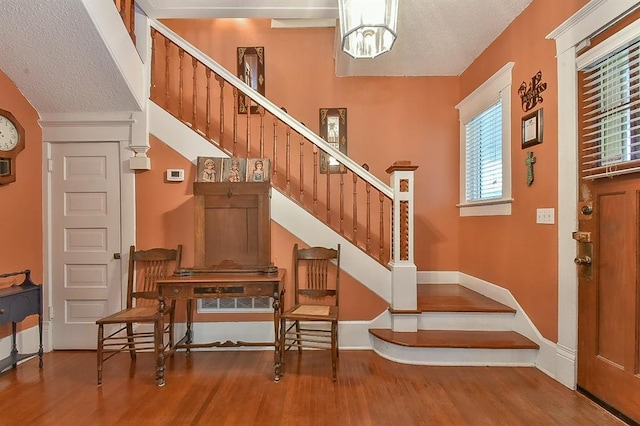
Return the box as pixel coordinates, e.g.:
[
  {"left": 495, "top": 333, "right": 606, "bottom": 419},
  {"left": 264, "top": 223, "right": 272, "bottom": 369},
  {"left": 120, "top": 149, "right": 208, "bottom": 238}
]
[
  {"left": 237, "top": 47, "right": 265, "bottom": 114},
  {"left": 518, "top": 70, "right": 547, "bottom": 112},
  {"left": 319, "top": 108, "right": 347, "bottom": 174}
]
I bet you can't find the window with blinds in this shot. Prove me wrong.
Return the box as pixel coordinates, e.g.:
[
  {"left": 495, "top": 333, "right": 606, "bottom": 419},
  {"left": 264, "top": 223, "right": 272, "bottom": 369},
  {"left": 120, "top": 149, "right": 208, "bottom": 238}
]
[
  {"left": 465, "top": 100, "right": 503, "bottom": 202},
  {"left": 580, "top": 39, "right": 640, "bottom": 179}
]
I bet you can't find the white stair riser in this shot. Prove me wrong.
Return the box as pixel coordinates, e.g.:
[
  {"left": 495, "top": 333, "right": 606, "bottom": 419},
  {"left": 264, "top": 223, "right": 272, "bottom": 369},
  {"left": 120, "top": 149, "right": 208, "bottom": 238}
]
[
  {"left": 419, "top": 311, "right": 515, "bottom": 331},
  {"left": 371, "top": 336, "right": 537, "bottom": 366}
]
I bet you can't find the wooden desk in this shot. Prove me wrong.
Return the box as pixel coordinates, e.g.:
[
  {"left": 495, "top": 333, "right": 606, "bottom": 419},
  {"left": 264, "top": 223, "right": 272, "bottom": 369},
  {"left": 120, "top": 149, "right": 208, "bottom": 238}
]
[{"left": 156, "top": 269, "right": 285, "bottom": 386}]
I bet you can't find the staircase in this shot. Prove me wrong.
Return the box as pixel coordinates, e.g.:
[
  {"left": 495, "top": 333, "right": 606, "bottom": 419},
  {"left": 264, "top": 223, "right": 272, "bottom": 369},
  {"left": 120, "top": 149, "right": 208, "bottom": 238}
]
[
  {"left": 133, "top": 6, "right": 541, "bottom": 366},
  {"left": 370, "top": 284, "right": 539, "bottom": 365}
]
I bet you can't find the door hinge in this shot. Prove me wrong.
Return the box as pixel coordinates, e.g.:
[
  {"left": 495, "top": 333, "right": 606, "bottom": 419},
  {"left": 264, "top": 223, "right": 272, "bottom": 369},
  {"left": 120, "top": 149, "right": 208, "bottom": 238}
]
[
  {"left": 47, "top": 159, "right": 53, "bottom": 173},
  {"left": 48, "top": 305, "right": 53, "bottom": 320}
]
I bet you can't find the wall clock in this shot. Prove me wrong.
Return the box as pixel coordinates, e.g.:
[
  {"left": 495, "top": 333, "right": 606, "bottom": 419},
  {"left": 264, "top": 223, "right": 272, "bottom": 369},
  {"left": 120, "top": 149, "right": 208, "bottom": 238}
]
[{"left": 0, "top": 108, "right": 25, "bottom": 185}]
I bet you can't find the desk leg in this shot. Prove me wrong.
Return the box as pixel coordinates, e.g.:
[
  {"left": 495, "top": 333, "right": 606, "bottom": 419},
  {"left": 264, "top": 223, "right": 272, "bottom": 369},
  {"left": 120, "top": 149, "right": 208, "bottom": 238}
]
[
  {"left": 185, "top": 299, "right": 193, "bottom": 355},
  {"left": 273, "top": 290, "right": 281, "bottom": 382},
  {"left": 156, "top": 297, "right": 166, "bottom": 387}
]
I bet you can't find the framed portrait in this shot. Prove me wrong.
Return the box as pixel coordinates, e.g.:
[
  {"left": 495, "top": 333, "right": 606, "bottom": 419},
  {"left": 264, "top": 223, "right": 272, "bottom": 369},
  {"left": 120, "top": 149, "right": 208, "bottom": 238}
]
[
  {"left": 319, "top": 108, "right": 347, "bottom": 174},
  {"left": 522, "top": 108, "right": 543, "bottom": 149},
  {"left": 246, "top": 158, "right": 271, "bottom": 182},
  {"left": 237, "top": 47, "right": 265, "bottom": 114},
  {"left": 196, "top": 157, "right": 222, "bottom": 182},
  {"left": 222, "top": 158, "right": 247, "bottom": 182}
]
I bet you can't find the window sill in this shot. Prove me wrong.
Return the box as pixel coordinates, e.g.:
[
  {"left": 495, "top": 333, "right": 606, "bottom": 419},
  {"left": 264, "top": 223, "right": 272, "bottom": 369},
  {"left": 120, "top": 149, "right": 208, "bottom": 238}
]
[{"left": 457, "top": 198, "right": 513, "bottom": 217}]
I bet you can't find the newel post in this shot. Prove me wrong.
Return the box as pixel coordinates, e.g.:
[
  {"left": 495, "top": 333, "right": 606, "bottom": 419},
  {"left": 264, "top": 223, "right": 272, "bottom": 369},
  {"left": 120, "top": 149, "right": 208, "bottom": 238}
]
[{"left": 386, "top": 161, "right": 419, "bottom": 332}]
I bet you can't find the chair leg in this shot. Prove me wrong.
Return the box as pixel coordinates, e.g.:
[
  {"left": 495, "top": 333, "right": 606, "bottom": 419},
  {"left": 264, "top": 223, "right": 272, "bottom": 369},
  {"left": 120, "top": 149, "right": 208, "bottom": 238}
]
[
  {"left": 295, "top": 321, "right": 302, "bottom": 354},
  {"left": 168, "top": 301, "right": 176, "bottom": 349},
  {"left": 279, "top": 317, "right": 286, "bottom": 378},
  {"left": 126, "top": 323, "right": 136, "bottom": 361},
  {"left": 331, "top": 322, "right": 338, "bottom": 382},
  {"left": 97, "top": 324, "right": 104, "bottom": 386}
]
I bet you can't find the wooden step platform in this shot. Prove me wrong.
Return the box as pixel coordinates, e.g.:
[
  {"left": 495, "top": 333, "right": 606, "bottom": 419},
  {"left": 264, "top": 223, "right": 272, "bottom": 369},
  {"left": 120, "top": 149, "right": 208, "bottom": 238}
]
[
  {"left": 417, "top": 284, "right": 515, "bottom": 313},
  {"left": 369, "top": 329, "right": 539, "bottom": 350}
]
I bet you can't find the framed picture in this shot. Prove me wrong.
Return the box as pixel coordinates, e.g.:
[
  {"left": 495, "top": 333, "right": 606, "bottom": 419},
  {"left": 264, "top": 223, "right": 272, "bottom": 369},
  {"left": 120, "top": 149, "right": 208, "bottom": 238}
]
[
  {"left": 196, "top": 157, "right": 222, "bottom": 182},
  {"left": 246, "top": 158, "right": 271, "bottom": 182},
  {"left": 522, "top": 108, "right": 543, "bottom": 148},
  {"left": 319, "top": 108, "right": 347, "bottom": 174},
  {"left": 222, "top": 158, "right": 247, "bottom": 182},
  {"left": 237, "top": 47, "right": 265, "bottom": 114}
]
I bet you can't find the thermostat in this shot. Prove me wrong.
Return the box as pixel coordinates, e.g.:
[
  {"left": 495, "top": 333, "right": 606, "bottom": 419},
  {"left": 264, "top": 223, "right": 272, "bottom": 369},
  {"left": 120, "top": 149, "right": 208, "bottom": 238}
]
[{"left": 166, "top": 168, "right": 185, "bottom": 182}]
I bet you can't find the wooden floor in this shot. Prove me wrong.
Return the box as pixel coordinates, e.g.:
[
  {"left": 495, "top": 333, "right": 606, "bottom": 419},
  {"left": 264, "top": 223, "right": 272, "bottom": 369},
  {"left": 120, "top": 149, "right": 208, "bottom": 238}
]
[{"left": 0, "top": 350, "right": 625, "bottom": 425}]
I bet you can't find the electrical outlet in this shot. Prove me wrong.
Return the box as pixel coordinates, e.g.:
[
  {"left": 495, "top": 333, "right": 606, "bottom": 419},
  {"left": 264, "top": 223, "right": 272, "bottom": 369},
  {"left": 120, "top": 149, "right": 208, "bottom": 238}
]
[{"left": 536, "top": 208, "right": 555, "bottom": 224}]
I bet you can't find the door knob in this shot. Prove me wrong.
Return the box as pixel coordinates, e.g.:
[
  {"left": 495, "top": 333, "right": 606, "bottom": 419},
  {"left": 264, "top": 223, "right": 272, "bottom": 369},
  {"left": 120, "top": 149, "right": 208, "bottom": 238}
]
[{"left": 574, "top": 255, "right": 592, "bottom": 265}]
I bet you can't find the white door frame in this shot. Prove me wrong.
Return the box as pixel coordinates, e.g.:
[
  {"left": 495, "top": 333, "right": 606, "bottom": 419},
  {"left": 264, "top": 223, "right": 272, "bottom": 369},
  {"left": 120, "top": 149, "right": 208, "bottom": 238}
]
[
  {"left": 40, "top": 113, "right": 136, "bottom": 351},
  {"left": 547, "top": 0, "right": 640, "bottom": 388}
]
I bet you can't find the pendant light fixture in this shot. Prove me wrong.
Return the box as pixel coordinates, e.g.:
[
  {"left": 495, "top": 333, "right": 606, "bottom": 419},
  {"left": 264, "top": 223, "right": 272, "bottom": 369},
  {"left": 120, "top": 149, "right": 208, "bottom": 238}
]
[{"left": 338, "top": 0, "right": 399, "bottom": 59}]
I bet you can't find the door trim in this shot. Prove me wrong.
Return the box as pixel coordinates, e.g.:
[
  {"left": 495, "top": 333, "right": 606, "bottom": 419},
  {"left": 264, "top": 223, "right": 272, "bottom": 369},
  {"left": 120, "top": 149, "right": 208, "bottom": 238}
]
[
  {"left": 41, "top": 116, "right": 136, "bottom": 352},
  {"left": 548, "top": 0, "right": 640, "bottom": 388}
]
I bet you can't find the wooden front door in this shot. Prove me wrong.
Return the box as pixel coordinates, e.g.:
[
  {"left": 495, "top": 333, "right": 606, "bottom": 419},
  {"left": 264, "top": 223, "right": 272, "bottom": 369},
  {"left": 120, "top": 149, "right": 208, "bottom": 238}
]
[{"left": 576, "top": 174, "right": 640, "bottom": 423}]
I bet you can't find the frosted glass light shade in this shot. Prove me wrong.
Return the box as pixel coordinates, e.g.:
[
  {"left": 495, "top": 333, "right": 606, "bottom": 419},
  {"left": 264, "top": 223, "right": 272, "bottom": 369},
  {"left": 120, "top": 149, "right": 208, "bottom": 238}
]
[{"left": 338, "top": 0, "right": 398, "bottom": 59}]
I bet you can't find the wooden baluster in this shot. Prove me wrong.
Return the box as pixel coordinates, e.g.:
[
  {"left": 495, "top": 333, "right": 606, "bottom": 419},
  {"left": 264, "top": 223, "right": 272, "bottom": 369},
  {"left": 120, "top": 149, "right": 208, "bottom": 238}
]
[
  {"left": 150, "top": 29, "right": 157, "bottom": 99},
  {"left": 340, "top": 171, "right": 345, "bottom": 234},
  {"left": 205, "top": 68, "right": 211, "bottom": 140},
  {"left": 352, "top": 172, "right": 358, "bottom": 242},
  {"left": 272, "top": 119, "right": 278, "bottom": 177},
  {"left": 299, "top": 135, "right": 305, "bottom": 203},
  {"left": 313, "top": 145, "right": 319, "bottom": 215},
  {"left": 364, "top": 164, "right": 371, "bottom": 253},
  {"left": 178, "top": 49, "right": 184, "bottom": 120},
  {"left": 285, "top": 125, "right": 291, "bottom": 194},
  {"left": 128, "top": 0, "right": 136, "bottom": 45},
  {"left": 379, "top": 193, "right": 385, "bottom": 263},
  {"left": 216, "top": 74, "right": 224, "bottom": 146},
  {"left": 233, "top": 88, "right": 238, "bottom": 156},
  {"left": 192, "top": 57, "right": 198, "bottom": 129},
  {"left": 326, "top": 166, "right": 331, "bottom": 225},
  {"left": 259, "top": 107, "right": 265, "bottom": 158},
  {"left": 246, "top": 100, "right": 251, "bottom": 157},
  {"left": 164, "top": 38, "right": 171, "bottom": 108}
]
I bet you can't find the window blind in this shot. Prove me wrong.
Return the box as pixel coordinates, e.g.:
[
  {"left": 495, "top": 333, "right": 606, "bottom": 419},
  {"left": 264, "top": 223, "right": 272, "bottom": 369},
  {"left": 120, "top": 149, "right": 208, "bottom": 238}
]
[
  {"left": 465, "top": 100, "right": 503, "bottom": 202},
  {"left": 580, "top": 39, "right": 640, "bottom": 179}
]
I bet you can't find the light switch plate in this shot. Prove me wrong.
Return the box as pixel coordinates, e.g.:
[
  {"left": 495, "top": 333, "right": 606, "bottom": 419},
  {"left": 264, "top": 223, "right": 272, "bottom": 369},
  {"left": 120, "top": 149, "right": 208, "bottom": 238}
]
[{"left": 536, "top": 208, "right": 555, "bottom": 224}]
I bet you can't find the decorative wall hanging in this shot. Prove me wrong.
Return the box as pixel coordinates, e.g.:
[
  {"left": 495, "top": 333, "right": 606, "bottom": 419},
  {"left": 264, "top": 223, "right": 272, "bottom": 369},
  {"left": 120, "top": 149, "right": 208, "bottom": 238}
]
[
  {"left": 518, "top": 70, "right": 547, "bottom": 112},
  {"left": 522, "top": 108, "right": 543, "bottom": 149},
  {"left": 197, "top": 157, "right": 271, "bottom": 182},
  {"left": 237, "top": 47, "right": 265, "bottom": 114},
  {"left": 319, "top": 108, "right": 347, "bottom": 174},
  {"left": 525, "top": 151, "right": 536, "bottom": 187}
]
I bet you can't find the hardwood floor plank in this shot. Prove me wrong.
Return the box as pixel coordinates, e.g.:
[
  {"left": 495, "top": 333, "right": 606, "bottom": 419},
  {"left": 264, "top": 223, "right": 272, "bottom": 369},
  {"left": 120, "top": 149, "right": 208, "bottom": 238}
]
[{"left": 0, "top": 350, "right": 625, "bottom": 425}]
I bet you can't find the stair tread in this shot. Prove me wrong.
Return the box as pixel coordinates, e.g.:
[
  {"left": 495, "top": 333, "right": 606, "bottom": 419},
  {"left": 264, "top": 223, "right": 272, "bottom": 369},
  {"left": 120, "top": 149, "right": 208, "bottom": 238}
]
[
  {"left": 369, "top": 329, "right": 539, "bottom": 349},
  {"left": 417, "top": 284, "right": 515, "bottom": 313}
]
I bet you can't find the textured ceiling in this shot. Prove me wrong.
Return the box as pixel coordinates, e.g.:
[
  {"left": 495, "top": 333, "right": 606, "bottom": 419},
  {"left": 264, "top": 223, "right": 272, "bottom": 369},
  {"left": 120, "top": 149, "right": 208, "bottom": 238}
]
[
  {"left": 0, "top": 0, "right": 532, "bottom": 114},
  {"left": 138, "top": 0, "right": 533, "bottom": 76}
]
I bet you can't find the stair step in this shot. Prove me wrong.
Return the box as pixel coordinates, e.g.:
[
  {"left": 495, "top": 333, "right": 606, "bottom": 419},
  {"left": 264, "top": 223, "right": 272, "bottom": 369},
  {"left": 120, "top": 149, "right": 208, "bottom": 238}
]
[
  {"left": 369, "top": 329, "right": 539, "bottom": 350},
  {"left": 417, "top": 284, "right": 515, "bottom": 313}
]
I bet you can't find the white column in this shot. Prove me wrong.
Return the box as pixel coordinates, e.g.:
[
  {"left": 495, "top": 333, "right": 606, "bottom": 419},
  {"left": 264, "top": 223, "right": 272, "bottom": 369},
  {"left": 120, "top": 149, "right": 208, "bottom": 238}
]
[{"left": 386, "top": 161, "right": 418, "bottom": 332}]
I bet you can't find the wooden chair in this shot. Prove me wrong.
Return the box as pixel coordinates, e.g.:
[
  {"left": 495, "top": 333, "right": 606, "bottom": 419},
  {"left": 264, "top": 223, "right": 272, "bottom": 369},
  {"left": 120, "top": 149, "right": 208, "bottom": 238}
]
[
  {"left": 96, "top": 244, "right": 182, "bottom": 385},
  {"left": 279, "top": 243, "right": 340, "bottom": 381}
]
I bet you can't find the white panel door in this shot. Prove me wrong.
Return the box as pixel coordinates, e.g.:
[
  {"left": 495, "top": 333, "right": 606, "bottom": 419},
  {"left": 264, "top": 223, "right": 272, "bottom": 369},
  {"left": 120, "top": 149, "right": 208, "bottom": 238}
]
[{"left": 51, "top": 142, "right": 122, "bottom": 349}]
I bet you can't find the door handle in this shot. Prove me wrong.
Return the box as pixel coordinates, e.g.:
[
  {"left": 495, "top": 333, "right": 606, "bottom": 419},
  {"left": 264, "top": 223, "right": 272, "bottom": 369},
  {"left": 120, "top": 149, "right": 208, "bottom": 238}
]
[
  {"left": 574, "top": 255, "right": 592, "bottom": 265},
  {"left": 113, "top": 253, "right": 121, "bottom": 259}
]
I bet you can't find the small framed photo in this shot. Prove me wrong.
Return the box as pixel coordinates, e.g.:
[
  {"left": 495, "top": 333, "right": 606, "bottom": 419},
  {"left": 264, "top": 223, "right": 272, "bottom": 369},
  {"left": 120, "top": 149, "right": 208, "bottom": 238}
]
[
  {"left": 522, "top": 108, "right": 543, "bottom": 149},
  {"left": 246, "top": 158, "right": 270, "bottom": 182},
  {"left": 196, "top": 157, "right": 222, "bottom": 182},
  {"left": 319, "top": 107, "right": 347, "bottom": 174},
  {"left": 222, "top": 158, "right": 246, "bottom": 182}
]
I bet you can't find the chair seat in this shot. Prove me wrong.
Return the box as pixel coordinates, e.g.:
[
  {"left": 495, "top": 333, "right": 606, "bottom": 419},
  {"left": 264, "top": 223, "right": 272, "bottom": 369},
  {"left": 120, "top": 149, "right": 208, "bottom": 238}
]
[
  {"left": 96, "top": 306, "right": 162, "bottom": 325},
  {"left": 281, "top": 304, "right": 338, "bottom": 321}
]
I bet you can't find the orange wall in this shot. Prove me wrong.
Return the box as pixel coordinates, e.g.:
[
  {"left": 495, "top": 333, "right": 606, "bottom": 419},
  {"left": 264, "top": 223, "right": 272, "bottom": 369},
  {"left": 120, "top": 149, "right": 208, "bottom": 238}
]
[
  {"left": 0, "top": 70, "right": 43, "bottom": 335},
  {"left": 458, "top": 0, "right": 589, "bottom": 341}
]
